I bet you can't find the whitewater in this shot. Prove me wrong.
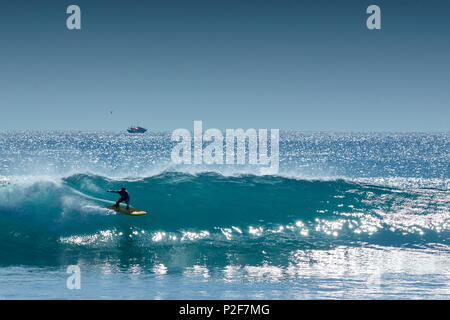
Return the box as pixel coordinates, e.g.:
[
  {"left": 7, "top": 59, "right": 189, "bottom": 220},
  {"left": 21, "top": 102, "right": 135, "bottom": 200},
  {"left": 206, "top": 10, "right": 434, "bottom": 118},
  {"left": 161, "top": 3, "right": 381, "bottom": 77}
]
[{"left": 0, "top": 131, "right": 449, "bottom": 299}]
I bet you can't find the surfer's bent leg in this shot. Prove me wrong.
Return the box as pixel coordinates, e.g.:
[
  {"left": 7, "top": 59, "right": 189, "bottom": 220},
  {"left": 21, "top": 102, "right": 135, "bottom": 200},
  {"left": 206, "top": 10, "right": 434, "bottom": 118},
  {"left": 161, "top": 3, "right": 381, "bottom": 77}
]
[
  {"left": 125, "top": 199, "right": 130, "bottom": 210},
  {"left": 116, "top": 197, "right": 125, "bottom": 208}
]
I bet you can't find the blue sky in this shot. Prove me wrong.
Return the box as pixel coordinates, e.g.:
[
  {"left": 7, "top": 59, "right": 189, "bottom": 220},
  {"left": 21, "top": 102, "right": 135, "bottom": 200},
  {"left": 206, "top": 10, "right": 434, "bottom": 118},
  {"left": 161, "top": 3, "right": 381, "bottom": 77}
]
[{"left": 0, "top": 0, "right": 449, "bottom": 131}]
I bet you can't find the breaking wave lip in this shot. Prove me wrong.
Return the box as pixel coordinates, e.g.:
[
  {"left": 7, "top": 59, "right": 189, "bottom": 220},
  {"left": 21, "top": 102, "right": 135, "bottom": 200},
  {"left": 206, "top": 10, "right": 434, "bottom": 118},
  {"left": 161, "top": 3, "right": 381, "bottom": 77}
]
[
  {"left": 0, "top": 171, "right": 448, "bottom": 267},
  {"left": 5, "top": 166, "right": 449, "bottom": 189}
]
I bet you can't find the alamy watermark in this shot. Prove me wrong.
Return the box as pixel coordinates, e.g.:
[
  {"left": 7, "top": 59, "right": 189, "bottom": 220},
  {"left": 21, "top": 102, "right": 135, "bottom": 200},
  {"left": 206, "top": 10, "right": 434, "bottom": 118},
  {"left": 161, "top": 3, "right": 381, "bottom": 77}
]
[
  {"left": 64, "top": 5, "right": 381, "bottom": 31},
  {"left": 171, "top": 121, "right": 279, "bottom": 175},
  {"left": 66, "top": 265, "right": 81, "bottom": 290}
]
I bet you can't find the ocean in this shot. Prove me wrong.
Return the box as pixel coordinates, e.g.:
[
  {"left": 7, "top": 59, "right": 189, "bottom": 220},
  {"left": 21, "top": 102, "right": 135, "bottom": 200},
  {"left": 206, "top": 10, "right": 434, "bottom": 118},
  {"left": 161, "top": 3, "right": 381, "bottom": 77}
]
[{"left": 0, "top": 131, "right": 448, "bottom": 299}]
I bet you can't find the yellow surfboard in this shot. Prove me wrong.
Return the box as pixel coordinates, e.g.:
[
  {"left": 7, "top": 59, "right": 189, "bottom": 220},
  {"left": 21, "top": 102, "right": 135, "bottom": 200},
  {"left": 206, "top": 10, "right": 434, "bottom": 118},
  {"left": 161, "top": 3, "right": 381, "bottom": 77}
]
[{"left": 107, "top": 204, "right": 147, "bottom": 216}]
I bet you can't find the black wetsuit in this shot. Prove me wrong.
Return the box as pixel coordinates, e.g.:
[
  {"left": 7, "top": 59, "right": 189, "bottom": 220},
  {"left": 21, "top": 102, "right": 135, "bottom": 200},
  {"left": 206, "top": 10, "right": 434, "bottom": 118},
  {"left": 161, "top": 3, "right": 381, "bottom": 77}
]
[{"left": 111, "top": 190, "right": 130, "bottom": 209}]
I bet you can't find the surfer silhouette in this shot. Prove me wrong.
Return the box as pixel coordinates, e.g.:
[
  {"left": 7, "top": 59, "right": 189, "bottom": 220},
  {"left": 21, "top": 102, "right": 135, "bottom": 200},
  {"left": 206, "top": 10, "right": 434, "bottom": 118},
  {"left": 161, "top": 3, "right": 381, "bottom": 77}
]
[{"left": 107, "top": 187, "right": 130, "bottom": 210}]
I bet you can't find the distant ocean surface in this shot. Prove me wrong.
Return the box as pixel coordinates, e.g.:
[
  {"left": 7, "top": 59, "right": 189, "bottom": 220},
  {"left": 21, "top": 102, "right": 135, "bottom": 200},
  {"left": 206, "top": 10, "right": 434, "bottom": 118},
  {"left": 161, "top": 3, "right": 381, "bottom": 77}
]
[{"left": 0, "top": 131, "right": 448, "bottom": 299}]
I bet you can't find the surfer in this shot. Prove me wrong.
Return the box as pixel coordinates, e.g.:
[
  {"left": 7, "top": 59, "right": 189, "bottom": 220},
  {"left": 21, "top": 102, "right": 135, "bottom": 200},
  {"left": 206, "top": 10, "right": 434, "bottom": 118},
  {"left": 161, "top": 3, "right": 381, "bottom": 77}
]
[{"left": 107, "top": 187, "right": 130, "bottom": 210}]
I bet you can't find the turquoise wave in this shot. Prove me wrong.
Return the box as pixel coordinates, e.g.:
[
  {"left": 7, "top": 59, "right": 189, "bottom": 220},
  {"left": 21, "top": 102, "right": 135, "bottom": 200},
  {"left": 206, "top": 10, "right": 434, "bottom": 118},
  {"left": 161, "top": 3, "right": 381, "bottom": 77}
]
[{"left": 0, "top": 172, "right": 448, "bottom": 267}]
